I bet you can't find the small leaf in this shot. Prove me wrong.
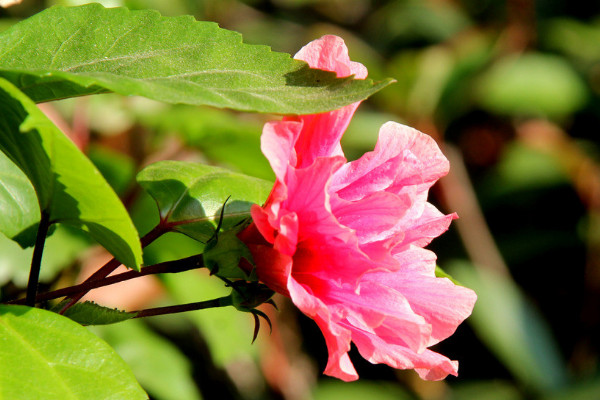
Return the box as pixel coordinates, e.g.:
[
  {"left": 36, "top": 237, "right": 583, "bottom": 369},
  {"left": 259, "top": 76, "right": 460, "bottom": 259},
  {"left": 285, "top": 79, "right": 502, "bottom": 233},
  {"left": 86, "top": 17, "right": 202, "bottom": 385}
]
[
  {"left": 0, "top": 78, "right": 142, "bottom": 269},
  {"left": 0, "top": 4, "right": 393, "bottom": 114},
  {"left": 58, "top": 301, "right": 137, "bottom": 325},
  {"left": 137, "top": 160, "right": 272, "bottom": 243},
  {"left": 0, "top": 305, "right": 147, "bottom": 400}
]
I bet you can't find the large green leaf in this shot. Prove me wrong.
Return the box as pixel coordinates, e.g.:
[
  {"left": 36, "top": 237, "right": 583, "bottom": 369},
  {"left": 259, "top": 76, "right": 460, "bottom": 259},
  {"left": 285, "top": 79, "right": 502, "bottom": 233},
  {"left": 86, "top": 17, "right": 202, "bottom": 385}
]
[
  {"left": 0, "top": 305, "right": 147, "bottom": 400},
  {"left": 0, "top": 78, "right": 142, "bottom": 269},
  {"left": 137, "top": 161, "right": 272, "bottom": 243},
  {"left": 0, "top": 4, "right": 393, "bottom": 114}
]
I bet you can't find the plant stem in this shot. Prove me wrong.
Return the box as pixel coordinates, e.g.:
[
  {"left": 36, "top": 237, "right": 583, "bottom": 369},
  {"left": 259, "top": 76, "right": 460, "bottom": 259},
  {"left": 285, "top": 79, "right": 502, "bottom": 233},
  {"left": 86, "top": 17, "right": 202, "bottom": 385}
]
[
  {"left": 8, "top": 254, "right": 204, "bottom": 305},
  {"left": 58, "top": 223, "right": 168, "bottom": 314},
  {"left": 25, "top": 212, "right": 51, "bottom": 307},
  {"left": 133, "top": 297, "right": 232, "bottom": 319}
]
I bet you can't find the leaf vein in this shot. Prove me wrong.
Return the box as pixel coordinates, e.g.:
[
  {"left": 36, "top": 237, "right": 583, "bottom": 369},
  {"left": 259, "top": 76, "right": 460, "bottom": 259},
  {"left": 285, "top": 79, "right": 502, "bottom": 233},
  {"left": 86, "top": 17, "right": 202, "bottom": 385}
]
[
  {"left": 62, "top": 44, "right": 208, "bottom": 72},
  {"left": 49, "top": 26, "right": 86, "bottom": 69}
]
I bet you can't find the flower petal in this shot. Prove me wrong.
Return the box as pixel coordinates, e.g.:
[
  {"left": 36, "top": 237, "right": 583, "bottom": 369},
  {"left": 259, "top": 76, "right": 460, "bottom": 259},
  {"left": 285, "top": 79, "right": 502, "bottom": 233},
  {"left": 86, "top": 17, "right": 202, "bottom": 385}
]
[
  {"left": 287, "top": 276, "right": 358, "bottom": 381},
  {"left": 365, "top": 271, "right": 477, "bottom": 345},
  {"left": 351, "top": 327, "right": 459, "bottom": 381},
  {"left": 331, "top": 191, "right": 412, "bottom": 246},
  {"left": 331, "top": 122, "right": 450, "bottom": 201},
  {"left": 295, "top": 35, "right": 367, "bottom": 80},
  {"left": 288, "top": 35, "right": 368, "bottom": 168},
  {"left": 261, "top": 120, "right": 300, "bottom": 181}
]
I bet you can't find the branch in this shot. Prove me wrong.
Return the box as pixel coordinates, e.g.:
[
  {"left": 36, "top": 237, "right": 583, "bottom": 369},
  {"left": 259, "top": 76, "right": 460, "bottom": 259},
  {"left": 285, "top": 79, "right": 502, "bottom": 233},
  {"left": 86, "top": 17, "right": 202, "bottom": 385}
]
[
  {"left": 133, "top": 297, "right": 232, "bottom": 319},
  {"left": 26, "top": 211, "right": 51, "bottom": 307},
  {"left": 58, "top": 223, "right": 168, "bottom": 313},
  {"left": 8, "top": 254, "right": 204, "bottom": 305}
]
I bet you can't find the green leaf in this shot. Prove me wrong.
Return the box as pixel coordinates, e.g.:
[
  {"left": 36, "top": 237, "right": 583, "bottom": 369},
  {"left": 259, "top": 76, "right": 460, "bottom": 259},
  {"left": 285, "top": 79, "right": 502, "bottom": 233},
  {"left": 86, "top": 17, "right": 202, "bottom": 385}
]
[
  {"left": 0, "top": 4, "right": 393, "bottom": 114},
  {"left": 59, "top": 301, "right": 137, "bottom": 325},
  {"left": 0, "top": 305, "right": 147, "bottom": 400},
  {"left": 93, "top": 319, "right": 203, "bottom": 400},
  {"left": 0, "top": 150, "right": 40, "bottom": 241},
  {"left": 137, "top": 161, "right": 272, "bottom": 243},
  {"left": 448, "top": 261, "right": 567, "bottom": 393},
  {"left": 0, "top": 78, "right": 142, "bottom": 269}
]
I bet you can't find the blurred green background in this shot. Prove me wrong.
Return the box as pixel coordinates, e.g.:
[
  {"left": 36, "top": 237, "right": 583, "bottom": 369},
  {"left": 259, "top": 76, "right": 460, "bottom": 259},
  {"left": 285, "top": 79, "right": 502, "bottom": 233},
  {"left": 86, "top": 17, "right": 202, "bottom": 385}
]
[{"left": 2, "top": 0, "right": 600, "bottom": 399}]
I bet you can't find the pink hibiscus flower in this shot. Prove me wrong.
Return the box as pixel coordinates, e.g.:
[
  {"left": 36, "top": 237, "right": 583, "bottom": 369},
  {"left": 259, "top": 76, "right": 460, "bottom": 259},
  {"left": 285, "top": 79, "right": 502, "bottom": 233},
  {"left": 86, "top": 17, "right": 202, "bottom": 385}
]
[{"left": 238, "top": 35, "right": 477, "bottom": 381}]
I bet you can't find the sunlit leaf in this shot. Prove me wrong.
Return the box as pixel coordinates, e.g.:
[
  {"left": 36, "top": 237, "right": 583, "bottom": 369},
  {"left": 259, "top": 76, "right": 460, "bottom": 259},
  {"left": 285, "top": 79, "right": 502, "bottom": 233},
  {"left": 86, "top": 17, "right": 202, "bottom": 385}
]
[
  {"left": 0, "top": 78, "right": 142, "bottom": 269},
  {"left": 0, "top": 4, "right": 393, "bottom": 114},
  {"left": 137, "top": 161, "right": 271, "bottom": 243},
  {"left": 0, "top": 305, "right": 147, "bottom": 400}
]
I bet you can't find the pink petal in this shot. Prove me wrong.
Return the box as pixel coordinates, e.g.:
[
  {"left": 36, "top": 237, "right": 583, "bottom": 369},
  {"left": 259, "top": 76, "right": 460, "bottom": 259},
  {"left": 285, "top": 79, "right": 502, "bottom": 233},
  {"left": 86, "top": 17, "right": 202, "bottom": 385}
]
[
  {"left": 391, "top": 246, "right": 439, "bottom": 276},
  {"left": 287, "top": 276, "right": 358, "bottom": 381},
  {"left": 261, "top": 120, "right": 300, "bottom": 181},
  {"left": 292, "top": 110, "right": 355, "bottom": 168},
  {"left": 326, "top": 281, "right": 431, "bottom": 353},
  {"left": 273, "top": 212, "right": 299, "bottom": 256},
  {"left": 331, "top": 191, "right": 412, "bottom": 246},
  {"left": 294, "top": 35, "right": 367, "bottom": 79},
  {"left": 331, "top": 122, "right": 450, "bottom": 201},
  {"left": 364, "top": 271, "right": 477, "bottom": 345},
  {"left": 291, "top": 238, "right": 372, "bottom": 288},
  {"left": 392, "top": 204, "right": 457, "bottom": 249},
  {"left": 283, "top": 157, "right": 349, "bottom": 241},
  {"left": 249, "top": 244, "right": 293, "bottom": 296},
  {"left": 284, "top": 35, "right": 368, "bottom": 168},
  {"left": 350, "top": 327, "right": 459, "bottom": 381}
]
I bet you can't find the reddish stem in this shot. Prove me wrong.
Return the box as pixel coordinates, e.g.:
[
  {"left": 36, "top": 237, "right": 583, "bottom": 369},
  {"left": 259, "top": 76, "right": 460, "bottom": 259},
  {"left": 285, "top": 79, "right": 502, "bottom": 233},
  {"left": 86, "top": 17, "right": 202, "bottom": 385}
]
[
  {"left": 133, "top": 297, "right": 231, "bottom": 319},
  {"left": 7, "top": 254, "right": 203, "bottom": 305},
  {"left": 58, "top": 223, "right": 168, "bottom": 314}
]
